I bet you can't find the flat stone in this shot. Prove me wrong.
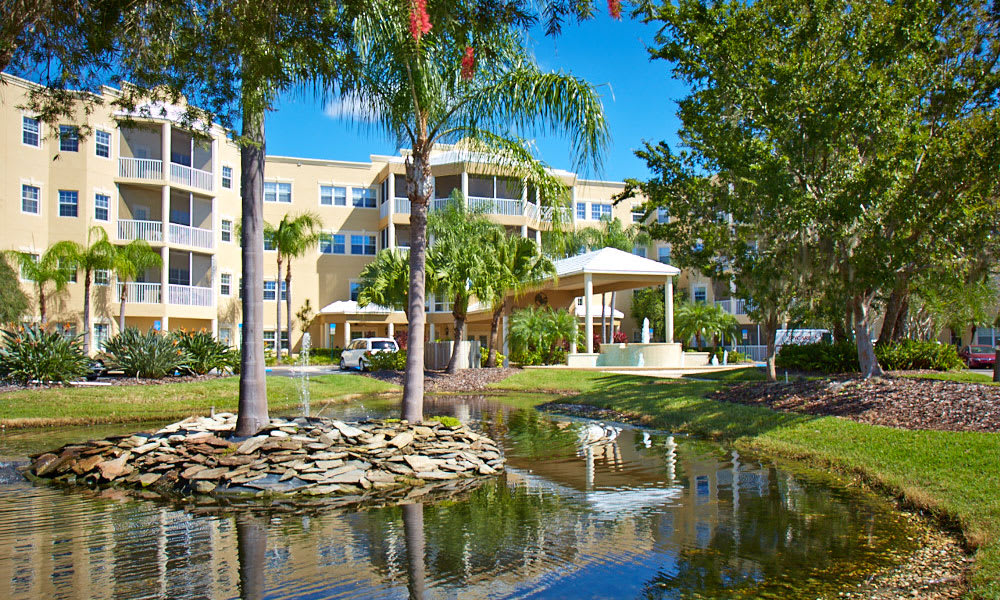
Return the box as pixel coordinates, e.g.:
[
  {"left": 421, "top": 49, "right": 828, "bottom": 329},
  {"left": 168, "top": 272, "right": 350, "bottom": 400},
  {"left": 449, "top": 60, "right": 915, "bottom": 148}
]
[
  {"left": 388, "top": 431, "right": 414, "bottom": 449},
  {"left": 415, "top": 470, "right": 458, "bottom": 480},
  {"left": 413, "top": 426, "right": 435, "bottom": 437},
  {"left": 366, "top": 469, "right": 397, "bottom": 484},
  {"left": 32, "top": 453, "right": 60, "bottom": 476},
  {"left": 384, "top": 462, "right": 414, "bottom": 475},
  {"left": 217, "top": 455, "right": 254, "bottom": 467},
  {"left": 73, "top": 454, "right": 104, "bottom": 475},
  {"left": 190, "top": 467, "right": 229, "bottom": 481},
  {"left": 236, "top": 436, "right": 268, "bottom": 455},
  {"left": 98, "top": 453, "right": 131, "bottom": 481},
  {"left": 331, "top": 420, "right": 363, "bottom": 437},
  {"left": 192, "top": 481, "right": 216, "bottom": 494},
  {"left": 311, "top": 451, "right": 347, "bottom": 461},
  {"left": 404, "top": 455, "right": 438, "bottom": 472},
  {"left": 314, "top": 460, "right": 344, "bottom": 470},
  {"left": 131, "top": 441, "right": 161, "bottom": 455},
  {"left": 180, "top": 465, "right": 208, "bottom": 479},
  {"left": 327, "top": 469, "right": 367, "bottom": 484},
  {"left": 270, "top": 430, "right": 290, "bottom": 438},
  {"left": 139, "top": 473, "right": 162, "bottom": 486},
  {"left": 478, "top": 464, "right": 496, "bottom": 475}
]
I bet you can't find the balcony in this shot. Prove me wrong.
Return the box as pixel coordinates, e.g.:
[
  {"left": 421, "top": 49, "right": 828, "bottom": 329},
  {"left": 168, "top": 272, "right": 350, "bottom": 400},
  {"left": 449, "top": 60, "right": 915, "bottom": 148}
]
[
  {"left": 168, "top": 223, "right": 214, "bottom": 249},
  {"left": 116, "top": 282, "right": 162, "bottom": 304},
  {"left": 468, "top": 196, "right": 523, "bottom": 216},
  {"left": 379, "top": 200, "right": 390, "bottom": 218},
  {"left": 118, "top": 157, "right": 163, "bottom": 182},
  {"left": 716, "top": 298, "right": 751, "bottom": 315},
  {"left": 118, "top": 219, "right": 163, "bottom": 243},
  {"left": 394, "top": 198, "right": 411, "bottom": 214},
  {"left": 169, "top": 162, "right": 214, "bottom": 192},
  {"left": 168, "top": 284, "right": 213, "bottom": 307}
]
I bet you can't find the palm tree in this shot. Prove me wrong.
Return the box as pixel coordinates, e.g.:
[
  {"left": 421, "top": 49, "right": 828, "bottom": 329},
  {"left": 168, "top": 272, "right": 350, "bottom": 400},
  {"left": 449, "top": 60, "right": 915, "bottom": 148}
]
[
  {"left": 428, "top": 194, "right": 502, "bottom": 373},
  {"left": 675, "top": 302, "right": 739, "bottom": 350},
  {"left": 111, "top": 239, "right": 163, "bottom": 333},
  {"left": 579, "top": 217, "right": 650, "bottom": 343},
  {"left": 346, "top": 8, "right": 607, "bottom": 420},
  {"left": 55, "top": 226, "right": 117, "bottom": 354},
  {"left": 265, "top": 212, "right": 322, "bottom": 363},
  {"left": 5, "top": 245, "right": 75, "bottom": 326},
  {"left": 482, "top": 232, "right": 555, "bottom": 367},
  {"left": 357, "top": 248, "right": 413, "bottom": 312},
  {"left": 509, "top": 305, "right": 577, "bottom": 365}
]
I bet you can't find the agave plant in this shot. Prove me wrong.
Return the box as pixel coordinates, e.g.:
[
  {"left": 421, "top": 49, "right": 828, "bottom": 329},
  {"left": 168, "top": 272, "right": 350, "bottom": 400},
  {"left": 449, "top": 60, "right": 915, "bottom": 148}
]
[
  {"left": 171, "top": 330, "right": 239, "bottom": 375},
  {"left": 103, "top": 328, "right": 189, "bottom": 379},
  {"left": 0, "top": 325, "right": 90, "bottom": 385}
]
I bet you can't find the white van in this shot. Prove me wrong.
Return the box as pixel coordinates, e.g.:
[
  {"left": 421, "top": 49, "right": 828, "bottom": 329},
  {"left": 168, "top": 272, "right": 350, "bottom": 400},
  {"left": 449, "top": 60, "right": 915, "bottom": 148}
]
[{"left": 339, "top": 337, "right": 399, "bottom": 371}]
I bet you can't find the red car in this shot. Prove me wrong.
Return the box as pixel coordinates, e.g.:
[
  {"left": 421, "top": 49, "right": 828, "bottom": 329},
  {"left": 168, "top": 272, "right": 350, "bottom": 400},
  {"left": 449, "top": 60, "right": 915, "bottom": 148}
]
[{"left": 959, "top": 345, "right": 997, "bottom": 368}]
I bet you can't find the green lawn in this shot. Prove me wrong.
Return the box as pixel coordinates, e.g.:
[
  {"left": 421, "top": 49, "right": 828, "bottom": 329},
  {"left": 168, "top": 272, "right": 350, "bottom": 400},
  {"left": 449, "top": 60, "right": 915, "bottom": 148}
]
[
  {"left": 905, "top": 371, "right": 999, "bottom": 385},
  {"left": 503, "top": 368, "right": 1000, "bottom": 599},
  {"left": 681, "top": 366, "right": 769, "bottom": 382},
  {"left": 0, "top": 374, "right": 398, "bottom": 427}
]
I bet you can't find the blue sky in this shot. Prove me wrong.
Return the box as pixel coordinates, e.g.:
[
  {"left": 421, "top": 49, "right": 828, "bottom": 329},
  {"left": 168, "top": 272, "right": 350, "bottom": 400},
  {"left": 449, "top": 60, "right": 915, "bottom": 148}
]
[{"left": 264, "top": 13, "right": 687, "bottom": 183}]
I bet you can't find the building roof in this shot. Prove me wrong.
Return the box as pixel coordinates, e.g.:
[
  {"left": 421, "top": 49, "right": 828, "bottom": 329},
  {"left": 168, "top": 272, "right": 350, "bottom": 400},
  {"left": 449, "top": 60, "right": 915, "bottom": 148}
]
[
  {"left": 318, "top": 300, "right": 402, "bottom": 315},
  {"left": 554, "top": 247, "right": 681, "bottom": 278}
]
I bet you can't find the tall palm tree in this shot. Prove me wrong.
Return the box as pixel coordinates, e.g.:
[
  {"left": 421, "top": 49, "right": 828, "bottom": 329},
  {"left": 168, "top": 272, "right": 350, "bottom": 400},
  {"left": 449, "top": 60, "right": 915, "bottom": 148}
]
[
  {"left": 428, "top": 194, "right": 502, "bottom": 373},
  {"left": 347, "top": 8, "right": 607, "bottom": 420},
  {"left": 482, "top": 232, "right": 555, "bottom": 367},
  {"left": 579, "top": 217, "right": 650, "bottom": 343},
  {"left": 357, "top": 248, "right": 413, "bottom": 312},
  {"left": 56, "top": 226, "right": 117, "bottom": 354},
  {"left": 111, "top": 239, "right": 163, "bottom": 333},
  {"left": 5, "top": 245, "right": 75, "bottom": 326},
  {"left": 265, "top": 212, "right": 322, "bottom": 363}
]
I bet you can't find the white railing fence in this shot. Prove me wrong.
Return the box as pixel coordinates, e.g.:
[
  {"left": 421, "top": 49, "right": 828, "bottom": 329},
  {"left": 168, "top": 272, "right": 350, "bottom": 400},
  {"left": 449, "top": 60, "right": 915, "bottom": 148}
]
[
  {"left": 117, "top": 219, "right": 163, "bottom": 242},
  {"left": 715, "top": 298, "right": 752, "bottom": 315},
  {"left": 379, "top": 201, "right": 390, "bottom": 218},
  {"left": 394, "top": 198, "right": 411, "bottom": 214},
  {"left": 169, "top": 162, "right": 214, "bottom": 191},
  {"left": 468, "top": 196, "right": 523, "bottom": 216},
  {"left": 118, "top": 157, "right": 163, "bottom": 181},
  {"left": 735, "top": 345, "right": 768, "bottom": 362},
  {"left": 116, "top": 282, "right": 162, "bottom": 304},
  {"left": 168, "top": 223, "right": 214, "bottom": 249},
  {"left": 168, "top": 284, "right": 213, "bottom": 307}
]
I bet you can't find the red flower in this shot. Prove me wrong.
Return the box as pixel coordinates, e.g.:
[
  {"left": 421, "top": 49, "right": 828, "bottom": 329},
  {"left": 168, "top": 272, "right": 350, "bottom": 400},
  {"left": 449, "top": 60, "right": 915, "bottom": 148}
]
[
  {"left": 409, "top": 0, "right": 432, "bottom": 41},
  {"left": 461, "top": 46, "right": 475, "bottom": 80},
  {"left": 608, "top": 0, "right": 621, "bottom": 20}
]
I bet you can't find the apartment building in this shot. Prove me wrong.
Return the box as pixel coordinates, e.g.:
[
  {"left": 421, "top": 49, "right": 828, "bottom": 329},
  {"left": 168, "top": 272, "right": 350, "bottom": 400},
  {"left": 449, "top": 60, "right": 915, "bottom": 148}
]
[{"left": 1, "top": 73, "right": 755, "bottom": 354}]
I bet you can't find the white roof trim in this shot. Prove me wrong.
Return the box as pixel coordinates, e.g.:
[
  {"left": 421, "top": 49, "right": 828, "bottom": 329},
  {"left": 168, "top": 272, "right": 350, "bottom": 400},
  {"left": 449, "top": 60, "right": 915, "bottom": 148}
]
[
  {"left": 318, "top": 300, "right": 403, "bottom": 315},
  {"left": 554, "top": 247, "right": 681, "bottom": 278}
]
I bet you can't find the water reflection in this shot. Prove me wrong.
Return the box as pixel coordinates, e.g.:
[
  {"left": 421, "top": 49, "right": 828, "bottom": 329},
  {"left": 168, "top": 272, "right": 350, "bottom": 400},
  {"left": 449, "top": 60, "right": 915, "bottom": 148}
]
[{"left": 0, "top": 395, "right": 916, "bottom": 599}]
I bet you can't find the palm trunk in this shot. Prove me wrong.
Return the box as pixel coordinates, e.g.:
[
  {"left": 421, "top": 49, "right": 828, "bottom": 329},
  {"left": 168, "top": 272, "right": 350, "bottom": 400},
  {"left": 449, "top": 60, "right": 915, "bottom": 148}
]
[
  {"left": 83, "top": 271, "right": 92, "bottom": 354},
  {"left": 486, "top": 302, "right": 504, "bottom": 368},
  {"left": 285, "top": 264, "right": 293, "bottom": 360},
  {"left": 235, "top": 96, "right": 269, "bottom": 437},
  {"left": 402, "top": 148, "right": 431, "bottom": 423},
  {"left": 446, "top": 294, "right": 467, "bottom": 374},
  {"left": 275, "top": 255, "right": 283, "bottom": 364},
  {"left": 119, "top": 284, "right": 127, "bottom": 332},
  {"left": 853, "top": 294, "right": 883, "bottom": 378},
  {"left": 38, "top": 285, "right": 47, "bottom": 326},
  {"left": 402, "top": 503, "right": 427, "bottom": 600}
]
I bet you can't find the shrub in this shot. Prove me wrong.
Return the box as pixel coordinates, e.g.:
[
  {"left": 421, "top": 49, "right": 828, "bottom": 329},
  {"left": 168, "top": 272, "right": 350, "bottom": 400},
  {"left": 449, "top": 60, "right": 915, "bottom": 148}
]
[
  {"left": 776, "top": 342, "right": 859, "bottom": 373},
  {"left": 875, "top": 339, "right": 965, "bottom": 371},
  {"left": 710, "top": 348, "right": 748, "bottom": 364},
  {"left": 509, "top": 306, "right": 576, "bottom": 365},
  {"left": 481, "top": 350, "right": 506, "bottom": 367},
  {"left": 330, "top": 347, "right": 344, "bottom": 362},
  {"left": 171, "top": 330, "right": 239, "bottom": 375},
  {"left": 366, "top": 349, "right": 407, "bottom": 371},
  {"left": 0, "top": 325, "right": 90, "bottom": 385},
  {"left": 104, "top": 328, "right": 188, "bottom": 379}
]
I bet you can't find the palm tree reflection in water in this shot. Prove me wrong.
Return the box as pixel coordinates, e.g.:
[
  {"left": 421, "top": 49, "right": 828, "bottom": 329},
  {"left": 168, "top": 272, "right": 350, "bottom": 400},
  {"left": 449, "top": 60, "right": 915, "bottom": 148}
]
[
  {"left": 236, "top": 514, "right": 268, "bottom": 600},
  {"left": 403, "top": 503, "right": 426, "bottom": 600}
]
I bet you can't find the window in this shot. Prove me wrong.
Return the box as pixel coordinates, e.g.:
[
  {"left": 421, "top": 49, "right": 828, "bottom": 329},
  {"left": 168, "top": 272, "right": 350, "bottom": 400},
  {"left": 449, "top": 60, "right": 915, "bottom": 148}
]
[
  {"left": 222, "top": 166, "right": 233, "bottom": 189},
  {"left": 94, "top": 193, "right": 110, "bottom": 221},
  {"left": 350, "top": 281, "right": 361, "bottom": 302},
  {"left": 657, "top": 207, "right": 670, "bottom": 224},
  {"left": 219, "top": 327, "right": 232, "bottom": 346},
  {"left": 976, "top": 328, "right": 997, "bottom": 347},
  {"left": 632, "top": 245, "right": 647, "bottom": 258},
  {"left": 263, "top": 280, "right": 277, "bottom": 301},
  {"left": 632, "top": 210, "right": 644, "bottom": 223},
  {"left": 351, "top": 234, "right": 376, "bottom": 255},
  {"left": 221, "top": 219, "right": 232, "bottom": 242},
  {"left": 575, "top": 202, "right": 586, "bottom": 220},
  {"left": 319, "top": 233, "right": 346, "bottom": 254},
  {"left": 59, "top": 258, "right": 77, "bottom": 283},
  {"left": 264, "top": 181, "right": 291, "bottom": 203},
  {"left": 263, "top": 330, "right": 276, "bottom": 350},
  {"left": 352, "top": 187, "right": 376, "bottom": 208},
  {"left": 591, "top": 203, "right": 611, "bottom": 221},
  {"left": 168, "top": 267, "right": 189, "bottom": 285},
  {"left": 264, "top": 232, "right": 275, "bottom": 251},
  {"left": 658, "top": 246, "right": 671, "bottom": 264},
  {"left": 694, "top": 286, "right": 708, "bottom": 303},
  {"left": 21, "top": 185, "right": 40, "bottom": 214},
  {"left": 280, "top": 280, "right": 287, "bottom": 301},
  {"left": 220, "top": 273, "right": 232, "bottom": 296},
  {"left": 320, "top": 185, "right": 347, "bottom": 206},
  {"left": 94, "top": 323, "right": 109, "bottom": 350},
  {"left": 95, "top": 130, "right": 111, "bottom": 158},
  {"left": 22, "top": 116, "right": 40, "bottom": 146},
  {"left": 59, "top": 125, "right": 79, "bottom": 152},
  {"left": 170, "top": 209, "right": 190, "bottom": 226},
  {"left": 94, "top": 270, "right": 110, "bottom": 286},
  {"left": 19, "top": 254, "right": 39, "bottom": 280},
  {"left": 58, "top": 190, "right": 78, "bottom": 217}
]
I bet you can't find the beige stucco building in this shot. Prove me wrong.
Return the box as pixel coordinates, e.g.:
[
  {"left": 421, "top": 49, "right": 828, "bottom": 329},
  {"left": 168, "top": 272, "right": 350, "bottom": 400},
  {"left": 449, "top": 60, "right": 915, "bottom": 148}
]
[{"left": 1, "top": 73, "right": 758, "bottom": 355}]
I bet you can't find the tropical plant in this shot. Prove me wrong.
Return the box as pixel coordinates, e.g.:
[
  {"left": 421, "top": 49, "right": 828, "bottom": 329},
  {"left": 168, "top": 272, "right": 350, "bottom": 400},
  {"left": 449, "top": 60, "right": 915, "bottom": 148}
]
[
  {"left": 171, "top": 329, "right": 239, "bottom": 375},
  {"left": 578, "top": 217, "right": 650, "bottom": 343},
  {"left": 509, "top": 306, "right": 577, "bottom": 365},
  {"left": 103, "top": 327, "right": 188, "bottom": 379},
  {"left": 265, "top": 212, "right": 322, "bottom": 363},
  {"left": 428, "top": 193, "right": 503, "bottom": 373},
  {"left": 111, "top": 239, "right": 163, "bottom": 332},
  {"left": 0, "top": 254, "right": 29, "bottom": 326},
  {"left": 481, "top": 230, "right": 555, "bottom": 367},
  {"left": 775, "top": 342, "right": 860, "bottom": 374},
  {"left": 357, "top": 248, "right": 413, "bottom": 312},
  {"left": 55, "top": 226, "right": 116, "bottom": 354},
  {"left": 674, "top": 302, "right": 739, "bottom": 350},
  {"left": 0, "top": 325, "right": 90, "bottom": 385},
  {"left": 345, "top": 4, "right": 607, "bottom": 420},
  {"left": 4, "top": 245, "right": 76, "bottom": 325},
  {"left": 874, "top": 340, "right": 965, "bottom": 372},
  {"left": 366, "top": 349, "right": 407, "bottom": 371}
]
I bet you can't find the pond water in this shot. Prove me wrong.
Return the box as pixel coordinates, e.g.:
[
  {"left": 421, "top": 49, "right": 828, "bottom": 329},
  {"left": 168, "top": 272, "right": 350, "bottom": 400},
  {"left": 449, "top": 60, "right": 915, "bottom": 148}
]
[{"left": 0, "top": 394, "right": 916, "bottom": 599}]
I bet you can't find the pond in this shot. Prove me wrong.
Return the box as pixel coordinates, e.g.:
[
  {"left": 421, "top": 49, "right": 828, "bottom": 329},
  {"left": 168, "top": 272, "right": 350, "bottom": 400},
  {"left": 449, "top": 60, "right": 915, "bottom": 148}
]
[{"left": 0, "top": 393, "right": 916, "bottom": 599}]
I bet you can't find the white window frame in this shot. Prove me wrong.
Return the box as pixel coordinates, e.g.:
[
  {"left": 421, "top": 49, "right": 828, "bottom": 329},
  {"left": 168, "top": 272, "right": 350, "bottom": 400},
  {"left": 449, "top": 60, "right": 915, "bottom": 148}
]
[
  {"left": 350, "top": 233, "right": 376, "bottom": 256},
  {"left": 575, "top": 201, "right": 587, "bottom": 220},
  {"left": 94, "top": 190, "right": 111, "bottom": 221},
  {"left": 320, "top": 184, "right": 347, "bottom": 206},
  {"left": 349, "top": 279, "right": 361, "bottom": 302},
  {"left": 59, "top": 258, "right": 77, "bottom": 283},
  {"left": 657, "top": 207, "right": 670, "bottom": 224},
  {"left": 58, "top": 190, "right": 79, "bottom": 217},
  {"left": 264, "top": 180, "right": 292, "bottom": 203},
  {"left": 59, "top": 125, "right": 79, "bottom": 152},
  {"left": 221, "top": 219, "right": 233, "bottom": 243},
  {"left": 221, "top": 165, "right": 233, "bottom": 189},
  {"left": 657, "top": 246, "right": 671, "bottom": 264},
  {"left": 22, "top": 115, "right": 41, "bottom": 148},
  {"left": 94, "top": 269, "right": 111, "bottom": 286},
  {"left": 263, "top": 280, "right": 277, "bottom": 301},
  {"left": 220, "top": 272, "right": 232, "bottom": 296},
  {"left": 21, "top": 183, "right": 41, "bottom": 215},
  {"left": 94, "top": 129, "right": 112, "bottom": 159},
  {"left": 591, "top": 202, "right": 611, "bottom": 221},
  {"left": 693, "top": 285, "right": 708, "bottom": 303},
  {"left": 19, "top": 252, "right": 40, "bottom": 281},
  {"left": 351, "top": 187, "right": 377, "bottom": 208}
]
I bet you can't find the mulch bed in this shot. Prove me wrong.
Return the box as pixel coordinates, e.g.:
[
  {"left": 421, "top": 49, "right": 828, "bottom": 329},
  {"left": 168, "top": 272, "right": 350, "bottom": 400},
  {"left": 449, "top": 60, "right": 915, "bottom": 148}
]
[
  {"left": 711, "top": 375, "right": 1000, "bottom": 433},
  {"left": 361, "top": 368, "right": 521, "bottom": 393}
]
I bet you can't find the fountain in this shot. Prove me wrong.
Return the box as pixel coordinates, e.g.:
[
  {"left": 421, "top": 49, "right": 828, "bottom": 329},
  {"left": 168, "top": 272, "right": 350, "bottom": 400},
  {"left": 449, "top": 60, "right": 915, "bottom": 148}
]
[
  {"left": 641, "top": 318, "right": 651, "bottom": 343},
  {"left": 298, "top": 333, "right": 311, "bottom": 417}
]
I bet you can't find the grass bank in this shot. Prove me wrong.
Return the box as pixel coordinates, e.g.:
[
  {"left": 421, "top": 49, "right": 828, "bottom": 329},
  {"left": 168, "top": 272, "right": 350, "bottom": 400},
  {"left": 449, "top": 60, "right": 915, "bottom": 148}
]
[
  {"left": 0, "top": 374, "right": 399, "bottom": 428},
  {"left": 496, "top": 369, "right": 1000, "bottom": 599}
]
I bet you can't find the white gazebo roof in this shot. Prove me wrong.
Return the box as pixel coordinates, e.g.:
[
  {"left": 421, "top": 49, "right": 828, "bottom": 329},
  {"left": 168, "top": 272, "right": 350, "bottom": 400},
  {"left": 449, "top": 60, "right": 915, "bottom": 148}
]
[
  {"left": 554, "top": 247, "right": 681, "bottom": 278},
  {"left": 318, "top": 300, "right": 402, "bottom": 315}
]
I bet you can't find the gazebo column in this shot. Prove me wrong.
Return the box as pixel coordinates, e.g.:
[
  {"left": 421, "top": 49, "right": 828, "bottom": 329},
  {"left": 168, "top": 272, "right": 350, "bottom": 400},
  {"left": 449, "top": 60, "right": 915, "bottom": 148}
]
[
  {"left": 585, "top": 273, "right": 594, "bottom": 353},
  {"left": 343, "top": 321, "right": 351, "bottom": 347},
  {"left": 665, "top": 276, "right": 674, "bottom": 343},
  {"left": 387, "top": 322, "right": 394, "bottom": 338}
]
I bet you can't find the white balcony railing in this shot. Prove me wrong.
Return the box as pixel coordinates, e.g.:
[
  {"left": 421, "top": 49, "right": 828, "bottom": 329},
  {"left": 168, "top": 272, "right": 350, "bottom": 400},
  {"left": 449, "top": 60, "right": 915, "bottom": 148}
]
[
  {"left": 716, "top": 298, "right": 750, "bottom": 315},
  {"left": 118, "top": 157, "right": 163, "bottom": 181},
  {"left": 394, "top": 198, "right": 411, "bottom": 214},
  {"left": 116, "top": 282, "right": 162, "bottom": 304},
  {"left": 168, "top": 162, "right": 214, "bottom": 192},
  {"left": 541, "top": 206, "right": 571, "bottom": 222},
  {"left": 117, "top": 219, "right": 163, "bottom": 243},
  {"left": 735, "top": 345, "right": 768, "bottom": 361},
  {"left": 524, "top": 202, "right": 540, "bottom": 222},
  {"left": 379, "top": 200, "right": 390, "bottom": 219},
  {"left": 468, "top": 196, "right": 523, "bottom": 217},
  {"left": 431, "top": 198, "right": 450, "bottom": 212},
  {"left": 168, "top": 223, "right": 214, "bottom": 249},
  {"left": 168, "top": 284, "right": 213, "bottom": 307}
]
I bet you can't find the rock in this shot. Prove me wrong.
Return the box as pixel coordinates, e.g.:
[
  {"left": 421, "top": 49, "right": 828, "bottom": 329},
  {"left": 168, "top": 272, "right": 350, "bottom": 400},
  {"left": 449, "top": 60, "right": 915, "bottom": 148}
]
[
  {"left": 331, "top": 420, "right": 363, "bottom": 437},
  {"left": 236, "top": 436, "right": 268, "bottom": 455},
  {"left": 388, "top": 431, "right": 414, "bottom": 449},
  {"left": 180, "top": 465, "right": 208, "bottom": 479},
  {"left": 327, "top": 469, "right": 367, "bottom": 484},
  {"left": 477, "top": 464, "right": 496, "bottom": 475},
  {"left": 139, "top": 473, "right": 161, "bottom": 487},
  {"left": 413, "top": 426, "right": 435, "bottom": 437},
  {"left": 366, "top": 470, "right": 397, "bottom": 484},
  {"left": 131, "top": 441, "right": 161, "bottom": 455},
  {"left": 313, "top": 460, "right": 344, "bottom": 470},
  {"left": 32, "top": 453, "right": 60, "bottom": 476},
  {"left": 217, "top": 455, "right": 254, "bottom": 467},
  {"left": 98, "top": 453, "right": 131, "bottom": 481},
  {"left": 190, "top": 467, "right": 229, "bottom": 481},
  {"left": 270, "top": 430, "right": 290, "bottom": 438},
  {"left": 192, "top": 481, "right": 216, "bottom": 494},
  {"left": 415, "top": 470, "right": 458, "bottom": 480},
  {"left": 404, "top": 455, "right": 438, "bottom": 472},
  {"left": 73, "top": 454, "right": 105, "bottom": 475}
]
